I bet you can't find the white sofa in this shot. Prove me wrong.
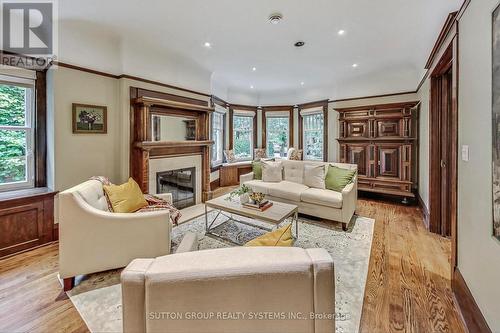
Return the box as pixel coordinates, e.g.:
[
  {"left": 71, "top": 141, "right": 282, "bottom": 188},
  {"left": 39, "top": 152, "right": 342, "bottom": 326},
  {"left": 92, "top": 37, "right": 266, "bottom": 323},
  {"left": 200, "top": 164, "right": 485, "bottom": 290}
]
[
  {"left": 240, "top": 160, "right": 357, "bottom": 230},
  {"left": 121, "top": 247, "right": 335, "bottom": 333},
  {"left": 58, "top": 179, "right": 195, "bottom": 291}
]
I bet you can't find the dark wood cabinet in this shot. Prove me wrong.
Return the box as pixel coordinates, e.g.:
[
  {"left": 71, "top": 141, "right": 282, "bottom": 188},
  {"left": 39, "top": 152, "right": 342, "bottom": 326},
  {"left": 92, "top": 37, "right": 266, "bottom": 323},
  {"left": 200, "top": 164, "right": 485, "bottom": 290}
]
[{"left": 337, "top": 101, "right": 419, "bottom": 199}]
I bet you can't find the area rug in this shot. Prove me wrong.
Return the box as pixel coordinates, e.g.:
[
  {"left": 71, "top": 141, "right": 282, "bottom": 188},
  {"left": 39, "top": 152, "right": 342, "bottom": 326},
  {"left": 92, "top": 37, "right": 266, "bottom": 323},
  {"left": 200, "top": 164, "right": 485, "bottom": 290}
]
[{"left": 67, "top": 212, "right": 374, "bottom": 333}]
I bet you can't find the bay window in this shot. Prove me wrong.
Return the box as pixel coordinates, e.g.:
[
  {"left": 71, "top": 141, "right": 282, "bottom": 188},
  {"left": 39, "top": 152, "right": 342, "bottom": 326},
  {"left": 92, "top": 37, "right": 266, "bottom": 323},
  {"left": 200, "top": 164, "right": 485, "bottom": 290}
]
[
  {"left": 233, "top": 114, "right": 254, "bottom": 160},
  {"left": 211, "top": 107, "right": 225, "bottom": 166},
  {"left": 0, "top": 76, "right": 35, "bottom": 191},
  {"left": 301, "top": 110, "right": 324, "bottom": 161},
  {"left": 266, "top": 113, "right": 290, "bottom": 158}
]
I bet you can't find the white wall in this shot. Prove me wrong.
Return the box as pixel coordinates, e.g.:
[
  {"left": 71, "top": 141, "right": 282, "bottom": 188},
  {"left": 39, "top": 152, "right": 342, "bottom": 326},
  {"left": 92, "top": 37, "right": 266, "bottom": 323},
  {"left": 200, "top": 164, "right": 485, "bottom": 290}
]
[
  {"left": 48, "top": 66, "right": 121, "bottom": 191},
  {"left": 458, "top": 0, "right": 500, "bottom": 329}
]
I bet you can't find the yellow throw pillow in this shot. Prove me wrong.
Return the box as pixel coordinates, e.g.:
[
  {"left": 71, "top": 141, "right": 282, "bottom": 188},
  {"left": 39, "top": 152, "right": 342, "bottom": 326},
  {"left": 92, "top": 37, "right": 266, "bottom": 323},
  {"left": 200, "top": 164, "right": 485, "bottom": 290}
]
[
  {"left": 103, "top": 178, "right": 148, "bottom": 213},
  {"left": 244, "top": 223, "right": 293, "bottom": 247}
]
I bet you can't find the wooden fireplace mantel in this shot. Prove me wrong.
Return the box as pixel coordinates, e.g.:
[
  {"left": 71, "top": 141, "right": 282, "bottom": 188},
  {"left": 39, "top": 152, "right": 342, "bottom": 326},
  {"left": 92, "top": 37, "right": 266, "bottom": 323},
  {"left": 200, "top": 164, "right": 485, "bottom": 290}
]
[
  {"left": 133, "top": 96, "right": 214, "bottom": 113},
  {"left": 129, "top": 87, "right": 214, "bottom": 201},
  {"left": 134, "top": 140, "right": 214, "bottom": 150}
]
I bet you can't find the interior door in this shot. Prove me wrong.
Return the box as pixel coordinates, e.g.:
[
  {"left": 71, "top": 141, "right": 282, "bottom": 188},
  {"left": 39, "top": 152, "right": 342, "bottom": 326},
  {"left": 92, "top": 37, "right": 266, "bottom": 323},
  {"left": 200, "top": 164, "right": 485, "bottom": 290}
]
[
  {"left": 429, "top": 47, "right": 454, "bottom": 238},
  {"left": 439, "top": 68, "right": 453, "bottom": 237}
]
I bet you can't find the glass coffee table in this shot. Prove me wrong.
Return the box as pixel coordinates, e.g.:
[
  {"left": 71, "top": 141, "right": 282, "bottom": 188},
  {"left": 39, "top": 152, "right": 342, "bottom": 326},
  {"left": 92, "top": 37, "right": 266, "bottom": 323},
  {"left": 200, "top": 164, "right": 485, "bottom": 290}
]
[{"left": 204, "top": 194, "right": 299, "bottom": 246}]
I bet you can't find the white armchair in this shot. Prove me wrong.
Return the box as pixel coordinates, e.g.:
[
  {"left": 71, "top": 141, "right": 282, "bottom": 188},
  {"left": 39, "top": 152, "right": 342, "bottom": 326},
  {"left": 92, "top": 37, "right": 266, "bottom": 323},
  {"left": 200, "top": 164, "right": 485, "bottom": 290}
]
[{"left": 58, "top": 180, "right": 178, "bottom": 291}]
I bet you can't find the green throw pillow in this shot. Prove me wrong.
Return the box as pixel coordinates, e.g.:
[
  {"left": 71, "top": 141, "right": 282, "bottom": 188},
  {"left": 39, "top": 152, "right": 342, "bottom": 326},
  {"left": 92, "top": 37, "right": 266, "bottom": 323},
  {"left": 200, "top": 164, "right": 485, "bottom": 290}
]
[
  {"left": 252, "top": 161, "right": 262, "bottom": 180},
  {"left": 325, "top": 165, "right": 356, "bottom": 192}
]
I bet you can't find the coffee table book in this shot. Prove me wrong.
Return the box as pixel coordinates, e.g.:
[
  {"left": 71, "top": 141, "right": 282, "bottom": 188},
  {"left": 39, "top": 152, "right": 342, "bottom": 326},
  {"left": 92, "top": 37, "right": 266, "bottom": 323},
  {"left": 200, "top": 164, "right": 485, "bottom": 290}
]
[{"left": 242, "top": 201, "right": 273, "bottom": 212}]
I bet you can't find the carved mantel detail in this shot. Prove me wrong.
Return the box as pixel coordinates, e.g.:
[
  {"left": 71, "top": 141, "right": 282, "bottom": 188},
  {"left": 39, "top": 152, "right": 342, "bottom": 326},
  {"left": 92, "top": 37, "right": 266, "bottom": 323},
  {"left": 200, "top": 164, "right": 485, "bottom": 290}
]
[{"left": 129, "top": 87, "right": 214, "bottom": 201}]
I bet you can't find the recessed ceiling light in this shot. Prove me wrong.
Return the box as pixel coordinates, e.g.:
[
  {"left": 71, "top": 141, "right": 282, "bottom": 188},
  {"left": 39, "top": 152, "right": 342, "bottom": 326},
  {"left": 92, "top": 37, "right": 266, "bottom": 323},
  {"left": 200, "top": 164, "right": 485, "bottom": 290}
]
[
  {"left": 294, "top": 41, "right": 305, "bottom": 47},
  {"left": 204, "top": 42, "right": 211, "bottom": 48},
  {"left": 252, "top": 67, "right": 257, "bottom": 71},
  {"left": 250, "top": 85, "right": 254, "bottom": 89},
  {"left": 352, "top": 63, "right": 358, "bottom": 68},
  {"left": 268, "top": 13, "right": 283, "bottom": 25},
  {"left": 300, "top": 81, "right": 305, "bottom": 86},
  {"left": 338, "top": 30, "right": 346, "bottom": 36}
]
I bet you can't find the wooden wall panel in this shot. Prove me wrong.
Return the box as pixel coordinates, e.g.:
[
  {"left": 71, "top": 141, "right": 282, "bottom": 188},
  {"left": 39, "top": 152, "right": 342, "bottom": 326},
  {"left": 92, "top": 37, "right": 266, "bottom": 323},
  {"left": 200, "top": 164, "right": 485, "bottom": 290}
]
[{"left": 0, "top": 189, "right": 56, "bottom": 258}]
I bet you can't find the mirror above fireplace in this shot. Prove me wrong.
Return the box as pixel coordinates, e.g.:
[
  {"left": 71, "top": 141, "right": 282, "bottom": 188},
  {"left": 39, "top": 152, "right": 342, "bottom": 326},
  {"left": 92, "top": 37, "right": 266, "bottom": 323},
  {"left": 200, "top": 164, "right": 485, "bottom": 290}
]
[{"left": 152, "top": 114, "right": 196, "bottom": 141}]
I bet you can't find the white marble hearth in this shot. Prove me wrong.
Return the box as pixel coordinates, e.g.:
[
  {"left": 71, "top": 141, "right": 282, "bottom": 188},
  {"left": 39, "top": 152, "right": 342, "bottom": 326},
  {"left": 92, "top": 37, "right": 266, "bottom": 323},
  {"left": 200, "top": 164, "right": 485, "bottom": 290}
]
[{"left": 148, "top": 155, "right": 202, "bottom": 204}]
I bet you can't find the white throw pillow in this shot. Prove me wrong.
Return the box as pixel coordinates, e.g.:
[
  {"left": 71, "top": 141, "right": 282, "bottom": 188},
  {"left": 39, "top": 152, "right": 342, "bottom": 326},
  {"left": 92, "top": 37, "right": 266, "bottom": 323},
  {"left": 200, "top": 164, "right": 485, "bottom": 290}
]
[
  {"left": 261, "top": 160, "right": 283, "bottom": 182},
  {"left": 304, "top": 164, "right": 326, "bottom": 189}
]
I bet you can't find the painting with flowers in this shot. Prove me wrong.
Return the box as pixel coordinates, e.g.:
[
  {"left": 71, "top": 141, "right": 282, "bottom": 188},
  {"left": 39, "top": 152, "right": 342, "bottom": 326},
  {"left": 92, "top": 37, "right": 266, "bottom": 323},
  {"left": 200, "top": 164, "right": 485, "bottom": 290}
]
[{"left": 72, "top": 103, "right": 107, "bottom": 134}]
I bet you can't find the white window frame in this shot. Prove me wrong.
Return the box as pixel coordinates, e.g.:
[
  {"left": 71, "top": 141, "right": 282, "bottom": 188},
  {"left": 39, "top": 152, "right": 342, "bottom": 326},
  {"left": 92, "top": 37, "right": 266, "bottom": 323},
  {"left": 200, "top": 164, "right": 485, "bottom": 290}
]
[
  {"left": 0, "top": 75, "right": 36, "bottom": 192},
  {"left": 233, "top": 113, "right": 254, "bottom": 161},
  {"left": 211, "top": 108, "right": 225, "bottom": 167},
  {"left": 301, "top": 108, "right": 324, "bottom": 161},
  {"left": 265, "top": 111, "right": 290, "bottom": 158}
]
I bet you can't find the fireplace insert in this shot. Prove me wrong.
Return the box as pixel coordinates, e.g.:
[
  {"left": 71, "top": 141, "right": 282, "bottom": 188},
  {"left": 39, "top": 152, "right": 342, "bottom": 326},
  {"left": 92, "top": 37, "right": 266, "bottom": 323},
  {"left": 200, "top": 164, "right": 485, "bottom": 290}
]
[{"left": 156, "top": 167, "right": 196, "bottom": 209}]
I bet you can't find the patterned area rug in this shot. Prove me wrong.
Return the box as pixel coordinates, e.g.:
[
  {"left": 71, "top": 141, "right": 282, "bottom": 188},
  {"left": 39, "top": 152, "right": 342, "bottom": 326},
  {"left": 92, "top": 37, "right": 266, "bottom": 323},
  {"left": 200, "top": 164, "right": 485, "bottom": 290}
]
[{"left": 67, "top": 211, "right": 374, "bottom": 333}]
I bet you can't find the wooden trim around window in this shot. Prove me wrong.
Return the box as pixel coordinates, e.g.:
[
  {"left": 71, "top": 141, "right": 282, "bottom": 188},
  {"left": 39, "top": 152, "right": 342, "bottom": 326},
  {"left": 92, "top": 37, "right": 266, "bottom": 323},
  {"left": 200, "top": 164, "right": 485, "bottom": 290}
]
[
  {"left": 34, "top": 70, "right": 47, "bottom": 187},
  {"left": 253, "top": 115, "right": 258, "bottom": 152},
  {"left": 261, "top": 106, "right": 294, "bottom": 150},
  {"left": 228, "top": 104, "right": 258, "bottom": 157},
  {"left": 298, "top": 100, "right": 329, "bottom": 161},
  {"left": 228, "top": 108, "right": 234, "bottom": 150}
]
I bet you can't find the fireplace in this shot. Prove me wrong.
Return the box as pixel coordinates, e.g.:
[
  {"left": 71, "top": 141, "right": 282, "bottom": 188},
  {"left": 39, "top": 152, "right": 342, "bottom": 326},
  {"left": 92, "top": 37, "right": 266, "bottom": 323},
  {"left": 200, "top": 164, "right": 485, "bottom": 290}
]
[{"left": 156, "top": 167, "right": 196, "bottom": 209}]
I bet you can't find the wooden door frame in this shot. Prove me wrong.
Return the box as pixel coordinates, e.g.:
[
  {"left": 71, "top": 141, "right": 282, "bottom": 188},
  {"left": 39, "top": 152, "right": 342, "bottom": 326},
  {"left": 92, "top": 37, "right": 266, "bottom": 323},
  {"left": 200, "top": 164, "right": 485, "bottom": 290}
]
[{"left": 428, "top": 39, "right": 459, "bottom": 274}]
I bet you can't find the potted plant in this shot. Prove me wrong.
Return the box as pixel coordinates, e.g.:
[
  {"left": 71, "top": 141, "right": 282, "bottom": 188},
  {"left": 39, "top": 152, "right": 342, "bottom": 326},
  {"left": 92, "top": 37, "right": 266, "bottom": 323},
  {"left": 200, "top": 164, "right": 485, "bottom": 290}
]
[{"left": 227, "top": 184, "right": 252, "bottom": 204}]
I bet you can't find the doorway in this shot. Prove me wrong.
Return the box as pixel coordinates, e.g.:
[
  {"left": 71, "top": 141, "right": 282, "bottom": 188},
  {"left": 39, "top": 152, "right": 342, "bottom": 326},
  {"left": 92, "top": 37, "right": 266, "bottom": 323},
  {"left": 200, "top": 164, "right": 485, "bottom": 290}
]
[{"left": 429, "top": 42, "right": 457, "bottom": 240}]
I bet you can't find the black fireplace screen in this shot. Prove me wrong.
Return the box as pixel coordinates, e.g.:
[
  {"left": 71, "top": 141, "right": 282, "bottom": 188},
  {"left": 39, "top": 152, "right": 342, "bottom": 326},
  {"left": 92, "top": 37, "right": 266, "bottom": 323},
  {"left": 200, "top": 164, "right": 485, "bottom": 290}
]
[{"left": 156, "top": 167, "right": 196, "bottom": 209}]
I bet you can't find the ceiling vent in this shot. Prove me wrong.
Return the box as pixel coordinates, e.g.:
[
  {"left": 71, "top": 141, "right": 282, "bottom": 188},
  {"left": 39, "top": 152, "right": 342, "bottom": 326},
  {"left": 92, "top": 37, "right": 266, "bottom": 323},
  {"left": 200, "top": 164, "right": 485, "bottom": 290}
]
[{"left": 268, "top": 13, "right": 283, "bottom": 25}]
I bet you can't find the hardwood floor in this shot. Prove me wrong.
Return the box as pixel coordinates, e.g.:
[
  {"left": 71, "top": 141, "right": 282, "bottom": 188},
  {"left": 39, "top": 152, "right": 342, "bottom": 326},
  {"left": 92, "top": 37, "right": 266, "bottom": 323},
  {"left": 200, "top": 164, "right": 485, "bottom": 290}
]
[
  {"left": 358, "top": 198, "right": 466, "bottom": 333},
  {"left": 0, "top": 197, "right": 467, "bottom": 333}
]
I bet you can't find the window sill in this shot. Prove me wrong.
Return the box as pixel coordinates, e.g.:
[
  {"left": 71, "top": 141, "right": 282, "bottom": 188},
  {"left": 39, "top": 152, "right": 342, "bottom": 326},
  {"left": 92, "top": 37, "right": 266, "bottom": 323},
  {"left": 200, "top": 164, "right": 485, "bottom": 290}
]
[
  {"left": 210, "top": 164, "right": 222, "bottom": 172},
  {"left": 0, "top": 187, "right": 58, "bottom": 203},
  {"left": 222, "top": 160, "right": 253, "bottom": 167}
]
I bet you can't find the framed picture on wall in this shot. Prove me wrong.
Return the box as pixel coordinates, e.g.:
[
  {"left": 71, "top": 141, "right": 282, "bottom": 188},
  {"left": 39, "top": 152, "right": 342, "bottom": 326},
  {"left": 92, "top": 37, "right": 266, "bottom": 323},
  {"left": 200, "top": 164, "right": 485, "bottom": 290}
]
[
  {"left": 492, "top": 4, "right": 500, "bottom": 240},
  {"left": 72, "top": 103, "right": 108, "bottom": 134}
]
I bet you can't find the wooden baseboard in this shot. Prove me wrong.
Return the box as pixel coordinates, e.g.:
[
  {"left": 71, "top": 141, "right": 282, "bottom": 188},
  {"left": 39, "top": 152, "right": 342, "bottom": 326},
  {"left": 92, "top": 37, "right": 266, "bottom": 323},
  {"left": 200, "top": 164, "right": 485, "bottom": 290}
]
[
  {"left": 416, "top": 192, "right": 429, "bottom": 229},
  {"left": 210, "top": 178, "right": 220, "bottom": 191},
  {"left": 452, "top": 268, "right": 492, "bottom": 333}
]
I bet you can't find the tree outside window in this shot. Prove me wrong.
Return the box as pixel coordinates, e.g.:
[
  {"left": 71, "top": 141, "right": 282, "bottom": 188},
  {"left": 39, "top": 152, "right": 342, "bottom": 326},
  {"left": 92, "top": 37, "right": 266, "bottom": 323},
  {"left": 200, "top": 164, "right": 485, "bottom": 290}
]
[
  {"left": 0, "top": 82, "right": 35, "bottom": 191},
  {"left": 233, "top": 115, "right": 253, "bottom": 160},
  {"left": 266, "top": 117, "right": 289, "bottom": 158},
  {"left": 303, "top": 113, "right": 324, "bottom": 161}
]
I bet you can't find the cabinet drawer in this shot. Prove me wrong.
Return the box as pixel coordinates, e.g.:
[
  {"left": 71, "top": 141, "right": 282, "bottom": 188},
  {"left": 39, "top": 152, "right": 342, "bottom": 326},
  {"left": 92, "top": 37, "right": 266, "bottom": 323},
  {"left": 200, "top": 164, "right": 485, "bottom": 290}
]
[{"left": 372, "top": 181, "right": 412, "bottom": 196}]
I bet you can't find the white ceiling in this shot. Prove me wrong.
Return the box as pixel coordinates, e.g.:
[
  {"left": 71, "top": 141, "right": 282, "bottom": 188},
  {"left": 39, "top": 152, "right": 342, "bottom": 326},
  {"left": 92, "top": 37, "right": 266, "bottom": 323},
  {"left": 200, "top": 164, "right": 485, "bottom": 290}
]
[{"left": 58, "top": 0, "right": 462, "bottom": 105}]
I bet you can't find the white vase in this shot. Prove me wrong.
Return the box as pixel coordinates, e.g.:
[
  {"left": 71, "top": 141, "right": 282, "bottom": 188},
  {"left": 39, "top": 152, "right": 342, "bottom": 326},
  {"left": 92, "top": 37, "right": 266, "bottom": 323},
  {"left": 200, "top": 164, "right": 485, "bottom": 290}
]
[{"left": 239, "top": 193, "right": 250, "bottom": 204}]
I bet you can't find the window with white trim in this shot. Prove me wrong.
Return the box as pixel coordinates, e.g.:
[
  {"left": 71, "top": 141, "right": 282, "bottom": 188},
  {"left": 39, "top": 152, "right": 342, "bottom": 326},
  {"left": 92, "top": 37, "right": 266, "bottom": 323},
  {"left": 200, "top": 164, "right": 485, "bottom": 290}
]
[
  {"left": 266, "top": 113, "right": 289, "bottom": 158},
  {"left": 233, "top": 115, "right": 253, "bottom": 160},
  {"left": 0, "top": 76, "right": 35, "bottom": 191},
  {"left": 211, "top": 110, "right": 225, "bottom": 166},
  {"left": 302, "top": 112, "right": 324, "bottom": 161}
]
